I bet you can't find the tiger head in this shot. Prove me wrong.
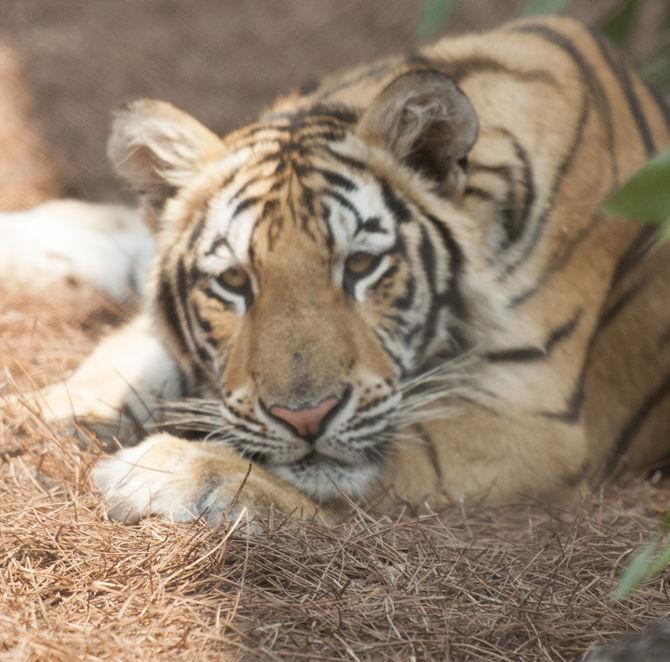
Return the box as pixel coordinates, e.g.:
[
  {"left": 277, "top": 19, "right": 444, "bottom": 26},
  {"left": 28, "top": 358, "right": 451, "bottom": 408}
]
[{"left": 108, "top": 71, "right": 483, "bottom": 500}]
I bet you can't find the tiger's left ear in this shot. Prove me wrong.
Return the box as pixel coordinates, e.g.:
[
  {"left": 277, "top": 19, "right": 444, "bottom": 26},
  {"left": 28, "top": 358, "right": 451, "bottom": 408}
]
[
  {"left": 108, "top": 100, "right": 222, "bottom": 231},
  {"left": 358, "top": 70, "right": 479, "bottom": 194}
]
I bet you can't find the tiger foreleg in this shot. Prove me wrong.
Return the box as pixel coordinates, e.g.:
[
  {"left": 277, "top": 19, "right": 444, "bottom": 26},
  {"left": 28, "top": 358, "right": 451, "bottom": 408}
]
[
  {"left": 92, "top": 433, "right": 327, "bottom": 524},
  {"left": 2, "top": 314, "right": 183, "bottom": 441}
]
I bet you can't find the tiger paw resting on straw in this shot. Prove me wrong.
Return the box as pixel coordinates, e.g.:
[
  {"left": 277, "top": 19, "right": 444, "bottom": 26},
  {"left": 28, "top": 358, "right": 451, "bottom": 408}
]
[{"left": 3, "top": 16, "right": 670, "bottom": 524}]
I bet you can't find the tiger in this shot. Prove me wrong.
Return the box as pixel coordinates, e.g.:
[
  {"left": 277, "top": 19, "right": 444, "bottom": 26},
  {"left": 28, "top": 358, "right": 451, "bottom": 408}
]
[{"left": 3, "top": 14, "right": 670, "bottom": 525}]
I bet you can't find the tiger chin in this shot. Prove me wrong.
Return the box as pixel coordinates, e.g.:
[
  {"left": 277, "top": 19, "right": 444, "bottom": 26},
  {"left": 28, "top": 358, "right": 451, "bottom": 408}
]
[{"left": 6, "top": 15, "right": 670, "bottom": 526}]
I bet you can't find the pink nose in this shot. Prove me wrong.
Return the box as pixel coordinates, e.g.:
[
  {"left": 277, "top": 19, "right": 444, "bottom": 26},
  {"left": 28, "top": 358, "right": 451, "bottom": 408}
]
[{"left": 269, "top": 397, "right": 340, "bottom": 439}]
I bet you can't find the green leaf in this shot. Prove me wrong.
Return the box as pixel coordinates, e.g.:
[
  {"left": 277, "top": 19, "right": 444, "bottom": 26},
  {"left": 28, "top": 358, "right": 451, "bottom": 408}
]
[
  {"left": 641, "top": 44, "right": 670, "bottom": 88},
  {"left": 612, "top": 542, "right": 656, "bottom": 600},
  {"left": 603, "top": 150, "right": 670, "bottom": 222},
  {"left": 650, "top": 539, "right": 670, "bottom": 576},
  {"left": 600, "top": 0, "right": 644, "bottom": 47},
  {"left": 521, "top": 0, "right": 571, "bottom": 16},
  {"left": 416, "top": 0, "right": 461, "bottom": 40},
  {"left": 661, "top": 219, "right": 670, "bottom": 243}
]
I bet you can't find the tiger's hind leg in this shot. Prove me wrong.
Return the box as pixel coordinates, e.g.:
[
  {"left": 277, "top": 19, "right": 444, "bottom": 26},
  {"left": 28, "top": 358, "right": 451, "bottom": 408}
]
[
  {"left": 380, "top": 400, "right": 590, "bottom": 510},
  {"left": 0, "top": 199, "right": 154, "bottom": 302}
]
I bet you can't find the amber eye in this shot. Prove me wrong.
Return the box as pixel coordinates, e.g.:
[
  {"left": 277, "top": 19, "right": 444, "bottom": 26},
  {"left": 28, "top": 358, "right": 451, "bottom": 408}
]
[
  {"left": 345, "top": 251, "right": 377, "bottom": 276},
  {"left": 219, "top": 266, "right": 250, "bottom": 291}
]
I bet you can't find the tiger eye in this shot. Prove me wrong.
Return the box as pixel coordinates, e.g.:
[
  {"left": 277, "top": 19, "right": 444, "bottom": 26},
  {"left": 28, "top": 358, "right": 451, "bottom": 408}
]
[
  {"left": 220, "top": 266, "right": 250, "bottom": 290},
  {"left": 345, "top": 252, "right": 376, "bottom": 275}
]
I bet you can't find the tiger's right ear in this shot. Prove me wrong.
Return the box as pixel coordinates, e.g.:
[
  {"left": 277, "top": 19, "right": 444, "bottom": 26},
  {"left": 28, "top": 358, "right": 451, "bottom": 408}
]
[
  {"left": 358, "top": 70, "right": 479, "bottom": 195},
  {"left": 108, "top": 100, "right": 221, "bottom": 229}
]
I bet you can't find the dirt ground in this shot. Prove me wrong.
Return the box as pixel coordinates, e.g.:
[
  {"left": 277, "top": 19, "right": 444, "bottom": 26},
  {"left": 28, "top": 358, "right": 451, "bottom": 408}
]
[
  {"left": 2, "top": 1, "right": 670, "bottom": 660},
  {"left": 2, "top": 295, "right": 670, "bottom": 660},
  {"left": 1, "top": 0, "right": 664, "bottom": 202}
]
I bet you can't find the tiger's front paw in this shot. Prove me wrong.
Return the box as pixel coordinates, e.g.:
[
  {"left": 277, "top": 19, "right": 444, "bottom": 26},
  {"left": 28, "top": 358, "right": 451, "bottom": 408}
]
[
  {"left": 92, "top": 434, "right": 240, "bottom": 523},
  {"left": 91, "top": 433, "right": 322, "bottom": 525}
]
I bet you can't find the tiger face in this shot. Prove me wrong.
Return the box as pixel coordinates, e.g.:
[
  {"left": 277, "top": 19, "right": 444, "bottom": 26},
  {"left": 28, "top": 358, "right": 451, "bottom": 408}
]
[{"left": 109, "top": 71, "right": 480, "bottom": 500}]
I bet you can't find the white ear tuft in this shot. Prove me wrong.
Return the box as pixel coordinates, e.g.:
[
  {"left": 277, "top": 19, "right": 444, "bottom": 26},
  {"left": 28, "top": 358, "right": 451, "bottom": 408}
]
[{"left": 108, "top": 100, "right": 221, "bottom": 208}]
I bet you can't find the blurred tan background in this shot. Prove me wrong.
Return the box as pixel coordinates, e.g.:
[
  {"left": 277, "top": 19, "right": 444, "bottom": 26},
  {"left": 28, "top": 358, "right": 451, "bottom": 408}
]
[{"left": 0, "top": 0, "right": 666, "bottom": 203}]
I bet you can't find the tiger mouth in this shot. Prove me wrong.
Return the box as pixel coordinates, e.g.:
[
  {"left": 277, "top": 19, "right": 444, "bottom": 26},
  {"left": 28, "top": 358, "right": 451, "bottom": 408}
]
[
  {"left": 268, "top": 449, "right": 359, "bottom": 469},
  {"left": 244, "top": 443, "right": 378, "bottom": 470},
  {"left": 155, "top": 396, "right": 395, "bottom": 468}
]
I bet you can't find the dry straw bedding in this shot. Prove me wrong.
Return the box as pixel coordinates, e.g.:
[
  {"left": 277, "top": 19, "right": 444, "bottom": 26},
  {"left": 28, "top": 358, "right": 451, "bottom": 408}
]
[{"left": 1, "top": 293, "right": 669, "bottom": 661}]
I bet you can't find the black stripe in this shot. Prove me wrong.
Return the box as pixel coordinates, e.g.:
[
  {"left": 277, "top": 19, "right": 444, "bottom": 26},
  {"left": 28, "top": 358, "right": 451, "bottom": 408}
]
[
  {"left": 485, "top": 347, "right": 546, "bottom": 362},
  {"left": 419, "top": 224, "right": 437, "bottom": 292},
  {"left": 505, "top": 134, "right": 536, "bottom": 247},
  {"left": 423, "top": 213, "right": 466, "bottom": 317},
  {"left": 392, "top": 274, "right": 416, "bottom": 311},
  {"left": 414, "top": 213, "right": 468, "bottom": 358},
  {"left": 468, "top": 160, "right": 522, "bottom": 245},
  {"left": 373, "top": 329, "right": 406, "bottom": 376},
  {"left": 323, "top": 189, "right": 363, "bottom": 227},
  {"left": 416, "top": 226, "right": 440, "bottom": 357},
  {"left": 379, "top": 178, "right": 411, "bottom": 223},
  {"left": 346, "top": 410, "right": 388, "bottom": 433},
  {"left": 230, "top": 177, "right": 257, "bottom": 202},
  {"left": 645, "top": 82, "right": 670, "bottom": 133},
  {"left": 321, "top": 203, "right": 334, "bottom": 251},
  {"left": 591, "top": 30, "right": 656, "bottom": 157},
  {"left": 314, "top": 167, "right": 357, "bottom": 191},
  {"left": 324, "top": 146, "right": 366, "bottom": 170},
  {"left": 546, "top": 308, "right": 583, "bottom": 350},
  {"left": 187, "top": 214, "right": 207, "bottom": 250},
  {"left": 541, "top": 282, "right": 647, "bottom": 422},
  {"left": 416, "top": 425, "right": 445, "bottom": 487},
  {"left": 596, "top": 280, "right": 646, "bottom": 333},
  {"left": 192, "top": 305, "right": 213, "bottom": 335},
  {"left": 157, "top": 275, "right": 190, "bottom": 359},
  {"left": 428, "top": 54, "right": 560, "bottom": 88},
  {"left": 176, "top": 259, "right": 211, "bottom": 368},
  {"left": 604, "top": 374, "right": 670, "bottom": 477},
  {"left": 296, "top": 130, "right": 347, "bottom": 145},
  {"left": 305, "top": 104, "right": 360, "bottom": 125},
  {"left": 234, "top": 123, "right": 291, "bottom": 142},
  {"left": 610, "top": 224, "right": 659, "bottom": 288},
  {"left": 501, "top": 96, "right": 590, "bottom": 278},
  {"left": 485, "top": 308, "right": 582, "bottom": 363},
  {"left": 232, "top": 196, "right": 260, "bottom": 219},
  {"left": 357, "top": 216, "right": 387, "bottom": 235},
  {"left": 264, "top": 113, "right": 350, "bottom": 135}
]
